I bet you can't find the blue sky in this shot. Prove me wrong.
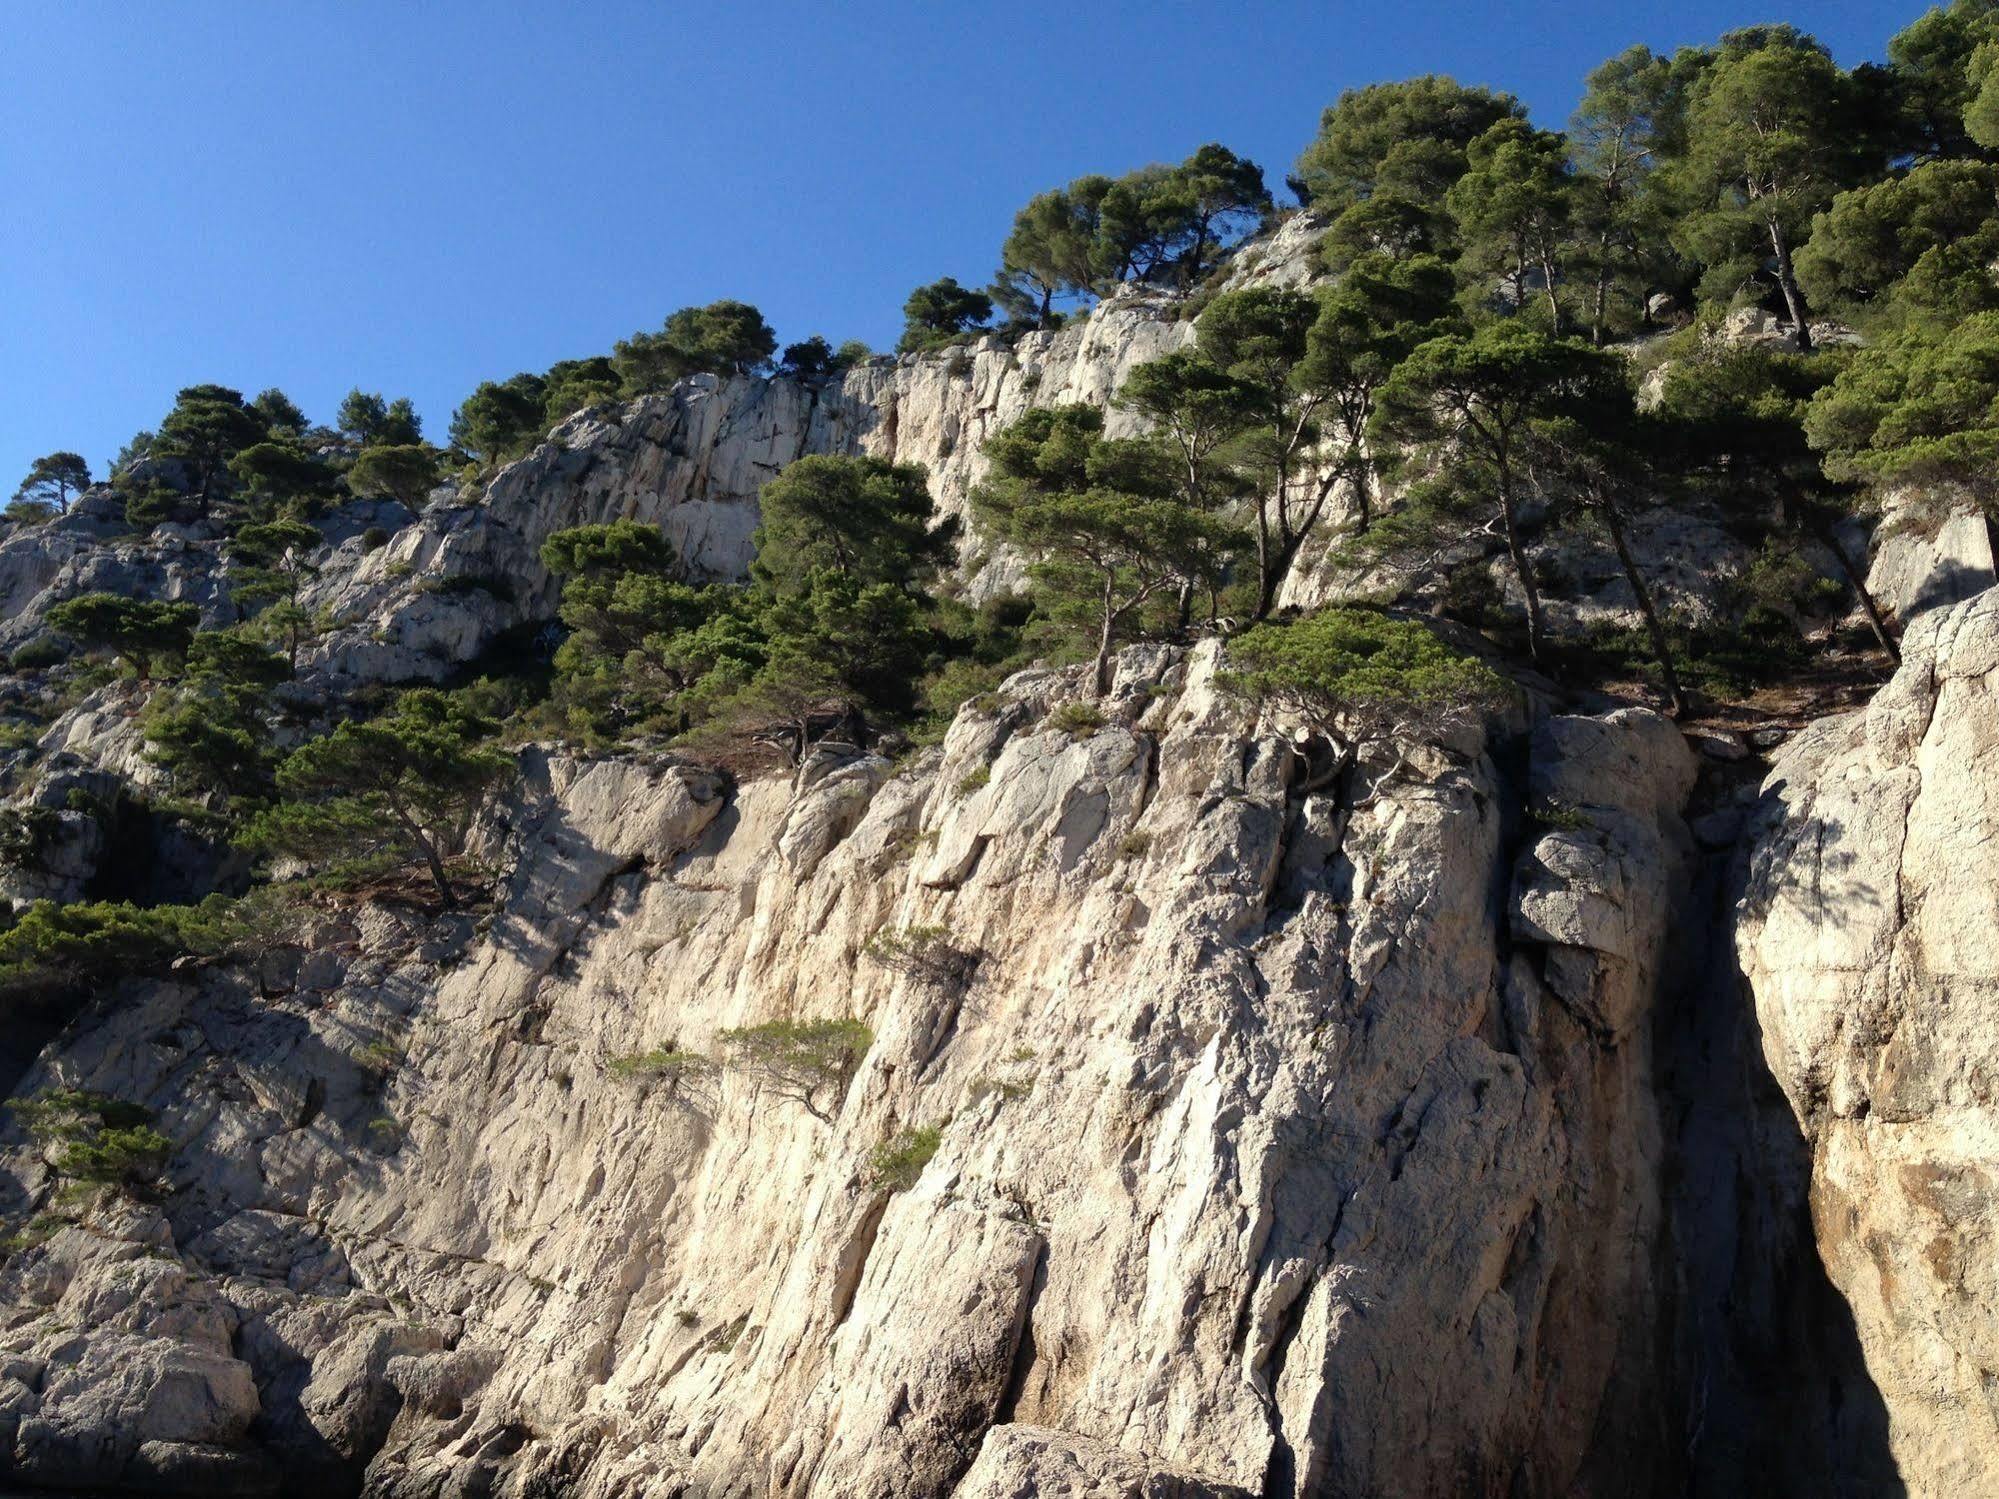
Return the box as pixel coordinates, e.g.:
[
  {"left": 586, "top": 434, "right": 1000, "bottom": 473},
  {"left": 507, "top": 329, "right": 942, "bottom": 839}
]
[{"left": 1, "top": 0, "right": 1903, "bottom": 489}]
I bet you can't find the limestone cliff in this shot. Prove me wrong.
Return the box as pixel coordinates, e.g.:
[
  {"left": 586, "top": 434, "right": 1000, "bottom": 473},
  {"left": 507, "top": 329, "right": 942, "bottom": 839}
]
[
  {"left": 0, "top": 644, "right": 1703, "bottom": 1497},
  {"left": 0, "top": 209, "right": 1995, "bottom": 1499}
]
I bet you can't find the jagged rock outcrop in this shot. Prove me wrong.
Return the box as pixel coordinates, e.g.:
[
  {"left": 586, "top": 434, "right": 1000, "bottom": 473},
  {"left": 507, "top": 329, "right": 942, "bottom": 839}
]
[
  {"left": 0, "top": 646, "right": 1703, "bottom": 1497},
  {"left": 1737, "top": 586, "right": 1999, "bottom": 1495}
]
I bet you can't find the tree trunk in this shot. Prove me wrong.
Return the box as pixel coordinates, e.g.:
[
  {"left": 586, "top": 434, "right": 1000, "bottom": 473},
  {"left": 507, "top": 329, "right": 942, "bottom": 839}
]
[
  {"left": 1250, "top": 498, "right": 1275, "bottom": 622},
  {"left": 1811, "top": 515, "right": 1900, "bottom": 663},
  {"left": 419, "top": 837, "right": 454, "bottom": 909},
  {"left": 1769, "top": 218, "right": 1813, "bottom": 353},
  {"left": 1601, "top": 491, "right": 1689, "bottom": 715},
  {"left": 1541, "top": 249, "right": 1563, "bottom": 337},
  {"left": 1590, "top": 229, "right": 1613, "bottom": 346},
  {"left": 1093, "top": 575, "right": 1117, "bottom": 695},
  {"left": 1496, "top": 464, "right": 1548, "bottom": 666}
]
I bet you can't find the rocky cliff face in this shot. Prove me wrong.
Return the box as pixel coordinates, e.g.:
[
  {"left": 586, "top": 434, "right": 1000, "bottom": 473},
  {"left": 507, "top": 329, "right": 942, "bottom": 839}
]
[
  {"left": 2, "top": 214, "right": 1997, "bottom": 1497},
  {"left": 1736, "top": 586, "right": 1999, "bottom": 1496},
  {"left": 0, "top": 645, "right": 1705, "bottom": 1498}
]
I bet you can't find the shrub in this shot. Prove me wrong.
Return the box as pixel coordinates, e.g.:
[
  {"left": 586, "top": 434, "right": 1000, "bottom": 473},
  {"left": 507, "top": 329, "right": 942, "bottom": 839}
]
[
  {"left": 0, "top": 894, "right": 273, "bottom": 1009},
  {"left": 956, "top": 766, "right": 990, "bottom": 794},
  {"left": 866, "top": 1125, "right": 942, "bottom": 1192},
  {"left": 864, "top": 924, "right": 981, "bottom": 994},
  {"left": 1222, "top": 608, "right": 1513, "bottom": 787},
  {"left": 716, "top": 1017, "right": 871, "bottom": 1121},
  {"left": 0, "top": 808, "right": 64, "bottom": 872},
  {"left": 1047, "top": 701, "right": 1105, "bottom": 739},
  {"left": 9, "top": 637, "right": 68, "bottom": 672},
  {"left": 606, "top": 1047, "right": 716, "bottom": 1084},
  {"left": 361, "top": 526, "right": 390, "bottom": 552},
  {"left": 6, "top": 1089, "right": 171, "bottom": 1194},
  {"left": 1116, "top": 830, "right": 1153, "bottom": 861}
]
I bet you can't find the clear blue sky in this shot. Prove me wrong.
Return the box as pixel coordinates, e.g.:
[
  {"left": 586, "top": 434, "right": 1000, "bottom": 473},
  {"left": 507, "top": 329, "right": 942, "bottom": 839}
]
[{"left": 0, "top": 0, "right": 1904, "bottom": 489}]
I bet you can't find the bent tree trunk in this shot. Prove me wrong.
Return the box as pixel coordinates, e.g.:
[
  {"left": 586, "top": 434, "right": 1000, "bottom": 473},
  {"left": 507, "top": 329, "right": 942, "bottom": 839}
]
[
  {"left": 1600, "top": 492, "right": 1690, "bottom": 716},
  {"left": 1496, "top": 467, "right": 1549, "bottom": 666},
  {"left": 1093, "top": 574, "right": 1117, "bottom": 695},
  {"left": 1811, "top": 517, "right": 1900, "bottom": 664},
  {"left": 1769, "top": 218, "right": 1814, "bottom": 353}
]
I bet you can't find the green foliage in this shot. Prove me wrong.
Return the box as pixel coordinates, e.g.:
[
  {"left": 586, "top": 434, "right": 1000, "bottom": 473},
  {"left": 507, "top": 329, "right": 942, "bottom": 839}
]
[
  {"left": 1566, "top": 44, "right": 1694, "bottom": 342},
  {"left": 13, "top": 452, "right": 90, "bottom": 515},
  {"left": 606, "top": 1048, "right": 717, "bottom": 1084},
  {"left": 753, "top": 455, "right": 952, "bottom": 593},
  {"left": 1370, "top": 324, "right": 1630, "bottom": 662},
  {"left": 0, "top": 894, "right": 270, "bottom": 1008},
  {"left": 1046, "top": 701, "right": 1105, "bottom": 738},
  {"left": 1795, "top": 160, "right": 1999, "bottom": 330},
  {"left": 1887, "top": 0, "right": 1999, "bottom": 157},
  {"left": 337, "top": 389, "right": 422, "bottom": 447},
  {"left": 1664, "top": 27, "right": 1876, "bottom": 343},
  {"left": 248, "top": 388, "right": 310, "bottom": 436},
  {"left": 716, "top": 1017, "right": 872, "bottom": 1121},
  {"left": 864, "top": 923, "right": 980, "bottom": 993},
  {"left": 154, "top": 384, "right": 266, "bottom": 516},
  {"left": 1222, "top": 608, "right": 1513, "bottom": 754},
  {"left": 1805, "top": 311, "right": 1999, "bottom": 511},
  {"left": 777, "top": 336, "right": 850, "bottom": 379},
  {"left": 1294, "top": 75, "right": 1525, "bottom": 213},
  {"left": 449, "top": 373, "right": 549, "bottom": 464},
  {"left": 242, "top": 689, "right": 510, "bottom": 902},
  {"left": 44, "top": 593, "right": 198, "bottom": 678},
  {"left": 1447, "top": 119, "right": 1577, "bottom": 331},
  {"left": 6, "top": 1090, "right": 171, "bottom": 1193},
  {"left": 974, "top": 405, "right": 1241, "bottom": 691},
  {"left": 994, "top": 177, "right": 1111, "bottom": 325},
  {"left": 898, "top": 278, "right": 994, "bottom": 353},
  {"left": 613, "top": 299, "right": 778, "bottom": 393},
  {"left": 347, "top": 444, "right": 443, "bottom": 506},
  {"left": 866, "top": 1125, "right": 941, "bottom": 1192},
  {"left": 230, "top": 438, "right": 337, "bottom": 515},
  {"left": 541, "top": 356, "right": 622, "bottom": 423}
]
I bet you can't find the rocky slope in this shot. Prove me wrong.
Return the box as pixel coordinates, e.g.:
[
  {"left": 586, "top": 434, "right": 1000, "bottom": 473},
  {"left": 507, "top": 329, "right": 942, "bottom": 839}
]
[
  {"left": 0, "top": 644, "right": 1704, "bottom": 1497},
  {"left": 0, "top": 213, "right": 1995, "bottom": 1496}
]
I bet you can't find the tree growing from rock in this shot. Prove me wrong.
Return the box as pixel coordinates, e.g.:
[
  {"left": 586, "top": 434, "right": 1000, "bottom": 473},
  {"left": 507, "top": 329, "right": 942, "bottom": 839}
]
[
  {"left": 1370, "top": 325, "right": 1629, "bottom": 664},
  {"left": 897, "top": 278, "right": 994, "bottom": 353},
  {"left": 1221, "top": 606, "right": 1512, "bottom": 793},
  {"left": 244, "top": 690, "right": 509, "bottom": 905},
  {"left": 1806, "top": 309, "right": 1999, "bottom": 518},
  {"left": 716, "top": 1017, "right": 873, "bottom": 1122},
  {"left": 1659, "top": 344, "right": 1901, "bottom": 662},
  {"left": 613, "top": 300, "right": 778, "bottom": 392},
  {"left": 1665, "top": 27, "right": 1865, "bottom": 351},
  {"left": 44, "top": 593, "right": 198, "bottom": 678},
  {"left": 12, "top": 452, "right": 90, "bottom": 516},
  {"left": 337, "top": 390, "right": 423, "bottom": 448},
  {"left": 993, "top": 177, "right": 1111, "bottom": 325},
  {"left": 1447, "top": 119, "right": 1577, "bottom": 333},
  {"left": 154, "top": 384, "right": 266, "bottom": 517},
  {"left": 347, "top": 444, "right": 442, "bottom": 507},
  {"left": 450, "top": 373, "right": 548, "bottom": 464},
  {"left": 974, "top": 406, "right": 1239, "bottom": 693},
  {"left": 752, "top": 455, "right": 952, "bottom": 593},
  {"left": 248, "top": 388, "right": 310, "bottom": 437}
]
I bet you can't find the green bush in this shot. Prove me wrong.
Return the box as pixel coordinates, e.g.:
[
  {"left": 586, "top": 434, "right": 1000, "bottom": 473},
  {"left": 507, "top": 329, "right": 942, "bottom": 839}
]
[
  {"left": 717, "top": 1017, "right": 872, "bottom": 1120},
  {"left": 864, "top": 924, "right": 981, "bottom": 993},
  {"left": 6, "top": 1089, "right": 171, "bottom": 1193},
  {"left": 866, "top": 1124, "right": 942, "bottom": 1192},
  {"left": 9, "top": 637, "right": 68, "bottom": 672},
  {"left": 606, "top": 1047, "right": 716, "bottom": 1083},
  {"left": 1047, "top": 701, "right": 1105, "bottom": 739},
  {"left": 0, "top": 891, "right": 290, "bottom": 1009}
]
